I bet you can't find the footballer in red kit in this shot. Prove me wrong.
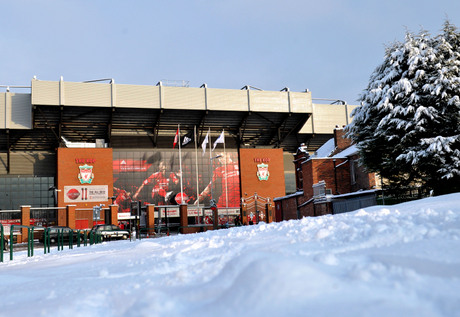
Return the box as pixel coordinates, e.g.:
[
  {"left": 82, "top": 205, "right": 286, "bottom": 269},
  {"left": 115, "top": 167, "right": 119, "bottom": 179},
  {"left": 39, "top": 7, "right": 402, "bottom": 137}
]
[
  {"left": 133, "top": 160, "right": 179, "bottom": 205},
  {"left": 195, "top": 153, "right": 240, "bottom": 208}
]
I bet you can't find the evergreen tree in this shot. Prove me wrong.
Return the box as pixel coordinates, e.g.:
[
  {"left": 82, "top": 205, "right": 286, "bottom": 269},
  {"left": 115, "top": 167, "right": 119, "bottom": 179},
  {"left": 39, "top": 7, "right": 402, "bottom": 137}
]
[
  {"left": 346, "top": 21, "right": 460, "bottom": 195},
  {"left": 398, "top": 21, "right": 460, "bottom": 193}
]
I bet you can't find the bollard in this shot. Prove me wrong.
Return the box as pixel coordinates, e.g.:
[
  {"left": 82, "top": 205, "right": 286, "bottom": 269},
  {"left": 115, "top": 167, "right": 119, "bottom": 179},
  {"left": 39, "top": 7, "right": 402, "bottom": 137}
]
[
  {"left": 0, "top": 224, "right": 4, "bottom": 263},
  {"left": 28, "top": 227, "right": 34, "bottom": 257},
  {"left": 10, "top": 225, "right": 14, "bottom": 261}
]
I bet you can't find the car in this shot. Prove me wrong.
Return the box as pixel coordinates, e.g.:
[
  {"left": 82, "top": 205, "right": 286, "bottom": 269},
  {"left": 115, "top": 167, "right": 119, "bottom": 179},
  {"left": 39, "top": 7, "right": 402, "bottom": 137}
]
[
  {"left": 89, "top": 224, "right": 130, "bottom": 241},
  {"left": 38, "top": 226, "right": 83, "bottom": 244}
]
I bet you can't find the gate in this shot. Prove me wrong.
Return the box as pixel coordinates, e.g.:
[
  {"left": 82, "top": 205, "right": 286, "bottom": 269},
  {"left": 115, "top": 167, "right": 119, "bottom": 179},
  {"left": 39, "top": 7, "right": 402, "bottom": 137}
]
[{"left": 241, "top": 193, "right": 273, "bottom": 225}]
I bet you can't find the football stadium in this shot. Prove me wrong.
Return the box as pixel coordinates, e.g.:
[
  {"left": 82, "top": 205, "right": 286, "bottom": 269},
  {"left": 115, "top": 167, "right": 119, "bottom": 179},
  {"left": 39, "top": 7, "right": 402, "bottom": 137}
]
[{"left": 0, "top": 77, "right": 355, "bottom": 230}]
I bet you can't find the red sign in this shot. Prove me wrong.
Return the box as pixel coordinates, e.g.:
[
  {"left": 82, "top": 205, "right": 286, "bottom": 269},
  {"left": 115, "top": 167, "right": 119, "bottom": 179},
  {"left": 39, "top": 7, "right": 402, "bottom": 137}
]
[
  {"left": 75, "top": 158, "right": 96, "bottom": 164},
  {"left": 253, "top": 158, "right": 270, "bottom": 163},
  {"left": 174, "top": 192, "right": 189, "bottom": 204}
]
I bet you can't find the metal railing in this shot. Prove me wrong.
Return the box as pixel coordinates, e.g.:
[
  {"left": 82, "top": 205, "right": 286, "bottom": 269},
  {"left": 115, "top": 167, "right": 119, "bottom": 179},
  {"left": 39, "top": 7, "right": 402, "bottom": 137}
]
[
  {"left": 0, "top": 210, "right": 21, "bottom": 224},
  {"left": 30, "top": 207, "right": 60, "bottom": 226},
  {"left": 0, "top": 224, "right": 105, "bottom": 263},
  {"left": 0, "top": 224, "right": 5, "bottom": 262}
]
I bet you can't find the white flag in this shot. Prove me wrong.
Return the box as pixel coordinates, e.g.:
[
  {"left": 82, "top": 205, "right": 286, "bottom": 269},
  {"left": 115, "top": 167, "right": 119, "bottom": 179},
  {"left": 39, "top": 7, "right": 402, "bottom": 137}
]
[
  {"left": 212, "top": 130, "right": 225, "bottom": 151},
  {"left": 201, "top": 131, "right": 209, "bottom": 155}
]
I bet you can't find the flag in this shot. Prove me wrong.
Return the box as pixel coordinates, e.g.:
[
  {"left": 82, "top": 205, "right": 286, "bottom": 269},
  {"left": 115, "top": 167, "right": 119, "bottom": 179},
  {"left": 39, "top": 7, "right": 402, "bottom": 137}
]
[
  {"left": 212, "top": 130, "right": 225, "bottom": 151},
  {"left": 201, "top": 130, "right": 209, "bottom": 155},
  {"left": 173, "top": 128, "right": 179, "bottom": 148},
  {"left": 182, "top": 129, "right": 194, "bottom": 147}
]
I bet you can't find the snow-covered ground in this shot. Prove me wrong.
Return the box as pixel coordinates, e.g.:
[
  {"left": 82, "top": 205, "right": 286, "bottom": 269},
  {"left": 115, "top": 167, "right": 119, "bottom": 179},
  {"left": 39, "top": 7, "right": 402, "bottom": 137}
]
[{"left": 1, "top": 194, "right": 460, "bottom": 317}]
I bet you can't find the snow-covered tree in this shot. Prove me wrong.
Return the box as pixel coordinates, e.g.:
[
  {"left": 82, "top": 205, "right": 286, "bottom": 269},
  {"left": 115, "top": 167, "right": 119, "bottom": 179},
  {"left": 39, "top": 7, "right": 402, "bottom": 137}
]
[{"left": 346, "top": 21, "right": 460, "bottom": 195}]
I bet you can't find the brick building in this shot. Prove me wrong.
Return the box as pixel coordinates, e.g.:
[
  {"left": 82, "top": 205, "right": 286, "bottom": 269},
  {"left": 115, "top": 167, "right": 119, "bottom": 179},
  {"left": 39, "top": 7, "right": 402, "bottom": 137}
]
[{"left": 274, "top": 128, "right": 379, "bottom": 220}]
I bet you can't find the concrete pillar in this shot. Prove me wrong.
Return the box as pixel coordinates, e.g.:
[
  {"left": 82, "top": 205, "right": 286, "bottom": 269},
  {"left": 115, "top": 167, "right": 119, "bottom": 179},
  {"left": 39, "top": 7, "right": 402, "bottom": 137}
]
[
  {"left": 179, "top": 204, "right": 188, "bottom": 234},
  {"left": 66, "top": 205, "right": 76, "bottom": 229},
  {"left": 20, "top": 205, "right": 31, "bottom": 243}
]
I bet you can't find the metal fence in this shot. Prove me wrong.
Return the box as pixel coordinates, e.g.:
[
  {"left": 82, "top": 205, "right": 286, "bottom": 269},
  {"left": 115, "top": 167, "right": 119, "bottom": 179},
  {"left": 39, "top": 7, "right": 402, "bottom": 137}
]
[
  {"left": 30, "top": 207, "right": 58, "bottom": 226},
  {"left": 332, "top": 195, "right": 377, "bottom": 214},
  {"left": 0, "top": 210, "right": 21, "bottom": 224},
  {"left": 0, "top": 223, "right": 105, "bottom": 263}
]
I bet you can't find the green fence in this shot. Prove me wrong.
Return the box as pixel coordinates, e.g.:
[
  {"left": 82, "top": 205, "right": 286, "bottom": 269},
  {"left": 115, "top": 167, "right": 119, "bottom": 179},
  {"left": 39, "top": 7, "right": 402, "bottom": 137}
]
[
  {"left": 0, "top": 224, "right": 105, "bottom": 263},
  {"left": 0, "top": 223, "right": 187, "bottom": 263}
]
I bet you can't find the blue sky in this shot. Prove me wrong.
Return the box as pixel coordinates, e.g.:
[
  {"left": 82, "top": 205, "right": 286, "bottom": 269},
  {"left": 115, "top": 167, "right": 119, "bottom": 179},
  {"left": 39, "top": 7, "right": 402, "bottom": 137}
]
[{"left": 1, "top": 0, "right": 459, "bottom": 105}]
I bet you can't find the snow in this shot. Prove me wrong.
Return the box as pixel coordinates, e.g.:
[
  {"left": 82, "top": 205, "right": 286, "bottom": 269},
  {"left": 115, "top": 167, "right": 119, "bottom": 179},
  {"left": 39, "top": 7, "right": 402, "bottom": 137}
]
[
  {"left": 332, "top": 144, "right": 359, "bottom": 158},
  {"left": 312, "top": 138, "right": 335, "bottom": 158},
  {"left": 2, "top": 194, "right": 460, "bottom": 317},
  {"left": 310, "top": 137, "right": 358, "bottom": 159}
]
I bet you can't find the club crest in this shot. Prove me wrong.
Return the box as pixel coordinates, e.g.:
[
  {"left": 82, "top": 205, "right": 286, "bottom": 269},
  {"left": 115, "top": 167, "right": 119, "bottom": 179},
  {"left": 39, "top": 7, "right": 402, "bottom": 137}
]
[
  {"left": 256, "top": 163, "right": 269, "bottom": 181},
  {"left": 78, "top": 164, "right": 94, "bottom": 184}
]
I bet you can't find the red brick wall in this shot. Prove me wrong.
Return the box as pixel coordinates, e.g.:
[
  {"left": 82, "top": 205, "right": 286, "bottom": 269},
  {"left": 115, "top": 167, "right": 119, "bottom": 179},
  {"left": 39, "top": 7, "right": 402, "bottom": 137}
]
[
  {"left": 281, "top": 197, "right": 298, "bottom": 220},
  {"left": 240, "top": 148, "right": 286, "bottom": 202},
  {"left": 302, "top": 159, "right": 351, "bottom": 197},
  {"left": 75, "top": 209, "right": 93, "bottom": 229},
  {"left": 350, "top": 154, "right": 377, "bottom": 192},
  {"left": 299, "top": 202, "right": 314, "bottom": 218},
  {"left": 293, "top": 149, "right": 309, "bottom": 191},
  {"left": 302, "top": 160, "right": 314, "bottom": 199},
  {"left": 57, "top": 148, "right": 113, "bottom": 209},
  {"left": 314, "top": 202, "right": 332, "bottom": 216},
  {"left": 279, "top": 195, "right": 333, "bottom": 220},
  {"left": 333, "top": 128, "right": 352, "bottom": 153},
  {"left": 275, "top": 193, "right": 314, "bottom": 221},
  {"left": 66, "top": 205, "right": 76, "bottom": 228}
]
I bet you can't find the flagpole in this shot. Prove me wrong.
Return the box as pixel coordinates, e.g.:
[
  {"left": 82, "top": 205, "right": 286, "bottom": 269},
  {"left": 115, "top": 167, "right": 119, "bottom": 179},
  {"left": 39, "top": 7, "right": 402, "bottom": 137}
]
[
  {"left": 208, "top": 128, "right": 212, "bottom": 202},
  {"left": 223, "top": 130, "right": 229, "bottom": 224},
  {"left": 194, "top": 126, "right": 200, "bottom": 222},
  {"left": 178, "top": 124, "right": 184, "bottom": 204},
  {"left": 208, "top": 128, "right": 212, "bottom": 159},
  {"left": 207, "top": 128, "right": 211, "bottom": 221}
]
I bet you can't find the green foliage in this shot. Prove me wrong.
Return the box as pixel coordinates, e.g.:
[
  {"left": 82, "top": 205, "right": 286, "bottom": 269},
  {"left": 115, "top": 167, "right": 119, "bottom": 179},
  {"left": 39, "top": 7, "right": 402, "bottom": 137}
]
[{"left": 346, "top": 21, "right": 460, "bottom": 195}]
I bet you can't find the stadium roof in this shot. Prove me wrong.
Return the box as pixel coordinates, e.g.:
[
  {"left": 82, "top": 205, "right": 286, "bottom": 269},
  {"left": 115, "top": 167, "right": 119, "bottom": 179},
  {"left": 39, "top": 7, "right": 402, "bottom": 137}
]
[{"left": 0, "top": 78, "right": 356, "bottom": 153}]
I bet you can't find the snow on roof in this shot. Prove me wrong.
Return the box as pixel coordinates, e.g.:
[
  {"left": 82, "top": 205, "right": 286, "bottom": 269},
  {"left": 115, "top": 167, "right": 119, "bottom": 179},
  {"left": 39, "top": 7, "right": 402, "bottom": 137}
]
[
  {"left": 328, "top": 188, "right": 380, "bottom": 199},
  {"left": 311, "top": 138, "right": 335, "bottom": 158},
  {"left": 274, "top": 191, "right": 304, "bottom": 201},
  {"left": 332, "top": 144, "right": 358, "bottom": 158},
  {"left": 310, "top": 138, "right": 358, "bottom": 159}
]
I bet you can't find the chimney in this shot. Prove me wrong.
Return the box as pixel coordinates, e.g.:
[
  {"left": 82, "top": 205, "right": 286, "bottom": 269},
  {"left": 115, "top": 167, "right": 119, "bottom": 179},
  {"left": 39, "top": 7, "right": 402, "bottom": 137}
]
[{"left": 334, "top": 126, "right": 352, "bottom": 152}]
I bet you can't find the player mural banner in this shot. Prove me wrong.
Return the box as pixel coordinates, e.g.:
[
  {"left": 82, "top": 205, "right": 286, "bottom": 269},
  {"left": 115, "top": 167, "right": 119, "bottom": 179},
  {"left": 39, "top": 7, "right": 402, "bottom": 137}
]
[{"left": 112, "top": 149, "right": 241, "bottom": 212}]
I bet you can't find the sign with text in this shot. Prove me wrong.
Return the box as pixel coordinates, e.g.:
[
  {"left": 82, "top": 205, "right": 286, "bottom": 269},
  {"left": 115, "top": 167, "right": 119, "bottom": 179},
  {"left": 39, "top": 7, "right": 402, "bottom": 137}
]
[{"left": 64, "top": 185, "right": 109, "bottom": 203}]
